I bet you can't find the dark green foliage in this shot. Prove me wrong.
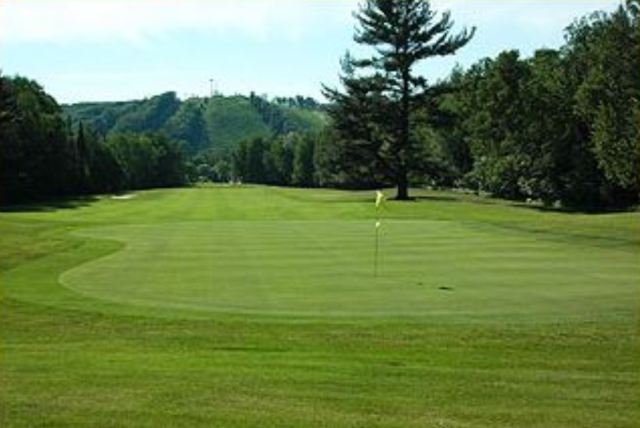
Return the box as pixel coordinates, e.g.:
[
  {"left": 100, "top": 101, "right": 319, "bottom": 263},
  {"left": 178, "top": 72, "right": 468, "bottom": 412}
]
[
  {"left": 0, "top": 76, "right": 72, "bottom": 203},
  {"left": 189, "top": 151, "right": 233, "bottom": 183},
  {"left": 246, "top": 137, "right": 267, "bottom": 184},
  {"left": 323, "top": 56, "right": 392, "bottom": 189},
  {"left": 273, "top": 95, "right": 321, "bottom": 110},
  {"left": 112, "top": 92, "right": 181, "bottom": 134},
  {"left": 438, "top": 1, "right": 639, "bottom": 209},
  {"left": 106, "top": 133, "right": 186, "bottom": 190},
  {"left": 250, "top": 93, "right": 295, "bottom": 135},
  {"left": 231, "top": 132, "right": 320, "bottom": 187},
  {"left": 63, "top": 100, "right": 140, "bottom": 136},
  {"left": 0, "top": 75, "right": 187, "bottom": 205},
  {"left": 566, "top": 0, "right": 640, "bottom": 206},
  {"left": 292, "top": 134, "right": 316, "bottom": 187},
  {"left": 204, "top": 95, "right": 271, "bottom": 153},
  {"left": 311, "top": 129, "right": 338, "bottom": 187},
  {"left": 233, "top": 137, "right": 271, "bottom": 184},
  {"left": 266, "top": 134, "right": 294, "bottom": 185},
  {"left": 249, "top": 93, "right": 326, "bottom": 136},
  {"left": 163, "top": 100, "right": 209, "bottom": 155},
  {"left": 446, "top": 51, "right": 575, "bottom": 201}
]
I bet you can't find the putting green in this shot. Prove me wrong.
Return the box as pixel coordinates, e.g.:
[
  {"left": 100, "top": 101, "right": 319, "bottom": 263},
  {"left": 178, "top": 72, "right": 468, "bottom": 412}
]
[{"left": 59, "top": 218, "right": 637, "bottom": 319}]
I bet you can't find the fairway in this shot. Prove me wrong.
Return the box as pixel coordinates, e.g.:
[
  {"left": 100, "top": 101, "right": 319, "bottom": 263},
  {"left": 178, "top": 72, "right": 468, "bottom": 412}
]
[{"left": 1, "top": 186, "right": 639, "bottom": 427}]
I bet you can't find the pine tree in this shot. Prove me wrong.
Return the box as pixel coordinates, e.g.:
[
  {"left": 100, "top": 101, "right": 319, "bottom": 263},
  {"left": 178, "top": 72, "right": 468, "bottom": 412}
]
[{"left": 328, "top": 0, "right": 474, "bottom": 199}]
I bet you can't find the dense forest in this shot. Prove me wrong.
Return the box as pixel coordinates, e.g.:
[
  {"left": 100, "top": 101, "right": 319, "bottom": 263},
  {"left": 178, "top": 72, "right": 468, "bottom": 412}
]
[
  {"left": 1, "top": 0, "right": 638, "bottom": 209},
  {"left": 0, "top": 76, "right": 186, "bottom": 204},
  {"left": 436, "top": 2, "right": 640, "bottom": 208}
]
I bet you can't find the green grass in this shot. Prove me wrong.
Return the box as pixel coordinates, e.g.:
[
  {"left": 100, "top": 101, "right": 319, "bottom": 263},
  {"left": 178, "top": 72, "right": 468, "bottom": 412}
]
[{"left": 1, "top": 186, "right": 639, "bottom": 427}]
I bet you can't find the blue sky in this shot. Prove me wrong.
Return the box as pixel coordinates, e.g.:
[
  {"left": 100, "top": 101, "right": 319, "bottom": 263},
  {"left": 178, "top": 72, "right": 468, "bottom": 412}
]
[{"left": 0, "top": 0, "right": 621, "bottom": 103}]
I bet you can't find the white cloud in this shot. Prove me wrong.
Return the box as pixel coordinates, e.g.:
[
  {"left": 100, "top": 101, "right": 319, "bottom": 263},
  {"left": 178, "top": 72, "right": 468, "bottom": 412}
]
[
  {"left": 1, "top": 0, "right": 623, "bottom": 103},
  {"left": 0, "top": 0, "right": 620, "bottom": 46},
  {"left": 0, "top": 0, "right": 358, "bottom": 45}
]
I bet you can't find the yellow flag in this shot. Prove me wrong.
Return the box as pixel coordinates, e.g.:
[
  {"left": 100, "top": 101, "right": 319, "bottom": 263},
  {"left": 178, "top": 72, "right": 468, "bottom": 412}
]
[{"left": 375, "top": 190, "right": 385, "bottom": 209}]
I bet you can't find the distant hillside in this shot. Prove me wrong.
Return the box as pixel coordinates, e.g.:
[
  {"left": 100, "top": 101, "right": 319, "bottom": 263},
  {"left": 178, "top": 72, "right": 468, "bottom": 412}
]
[{"left": 63, "top": 92, "right": 327, "bottom": 154}]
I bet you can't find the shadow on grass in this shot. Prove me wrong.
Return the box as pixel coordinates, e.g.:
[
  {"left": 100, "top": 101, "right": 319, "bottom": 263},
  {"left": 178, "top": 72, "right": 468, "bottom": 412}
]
[
  {"left": 510, "top": 201, "right": 638, "bottom": 215},
  {"left": 1, "top": 195, "right": 100, "bottom": 213},
  {"left": 417, "top": 189, "right": 638, "bottom": 214},
  {"left": 414, "top": 195, "right": 463, "bottom": 203}
]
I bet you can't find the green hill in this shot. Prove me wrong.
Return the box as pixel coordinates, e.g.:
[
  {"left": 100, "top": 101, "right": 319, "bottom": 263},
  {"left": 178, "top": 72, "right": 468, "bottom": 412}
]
[
  {"left": 63, "top": 93, "right": 327, "bottom": 155},
  {"left": 203, "top": 95, "right": 271, "bottom": 153}
]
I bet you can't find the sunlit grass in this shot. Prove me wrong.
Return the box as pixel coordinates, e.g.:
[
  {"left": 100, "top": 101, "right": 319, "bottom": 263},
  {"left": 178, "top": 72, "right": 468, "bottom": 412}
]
[{"left": 1, "top": 186, "right": 638, "bottom": 427}]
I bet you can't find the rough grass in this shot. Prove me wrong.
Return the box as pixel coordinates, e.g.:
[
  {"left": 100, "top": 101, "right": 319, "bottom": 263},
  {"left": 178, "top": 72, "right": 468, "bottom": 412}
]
[{"left": 1, "top": 186, "right": 638, "bottom": 427}]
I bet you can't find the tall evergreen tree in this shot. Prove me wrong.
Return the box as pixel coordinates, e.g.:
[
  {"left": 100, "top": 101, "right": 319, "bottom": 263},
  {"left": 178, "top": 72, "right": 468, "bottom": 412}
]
[{"left": 327, "top": 0, "right": 474, "bottom": 199}]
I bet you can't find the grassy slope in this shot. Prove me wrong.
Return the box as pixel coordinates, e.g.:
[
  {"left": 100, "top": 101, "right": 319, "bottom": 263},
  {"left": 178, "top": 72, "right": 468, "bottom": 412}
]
[
  {"left": 1, "top": 187, "right": 638, "bottom": 427},
  {"left": 203, "top": 96, "right": 271, "bottom": 152}
]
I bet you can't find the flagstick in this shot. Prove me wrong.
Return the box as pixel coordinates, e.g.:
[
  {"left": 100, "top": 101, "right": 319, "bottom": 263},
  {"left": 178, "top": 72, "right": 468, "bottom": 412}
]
[
  {"left": 374, "top": 225, "right": 379, "bottom": 278},
  {"left": 374, "top": 190, "right": 385, "bottom": 278}
]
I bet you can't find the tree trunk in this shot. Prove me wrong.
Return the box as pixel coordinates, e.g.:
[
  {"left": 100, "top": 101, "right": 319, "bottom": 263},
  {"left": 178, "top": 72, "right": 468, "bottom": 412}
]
[
  {"left": 396, "top": 172, "right": 409, "bottom": 200},
  {"left": 396, "top": 69, "right": 411, "bottom": 201}
]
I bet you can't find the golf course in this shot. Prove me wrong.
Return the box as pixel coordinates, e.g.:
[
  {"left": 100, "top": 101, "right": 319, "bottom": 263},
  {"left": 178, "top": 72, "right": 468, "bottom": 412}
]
[{"left": 1, "top": 186, "right": 638, "bottom": 427}]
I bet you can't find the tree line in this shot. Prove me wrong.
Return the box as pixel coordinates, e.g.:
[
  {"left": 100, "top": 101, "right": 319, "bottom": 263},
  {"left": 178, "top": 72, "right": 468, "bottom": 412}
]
[
  {"left": 188, "top": 132, "right": 318, "bottom": 187},
  {"left": 233, "top": 133, "right": 317, "bottom": 187},
  {"left": 0, "top": 76, "right": 186, "bottom": 205},
  {"left": 438, "top": 2, "right": 640, "bottom": 208}
]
